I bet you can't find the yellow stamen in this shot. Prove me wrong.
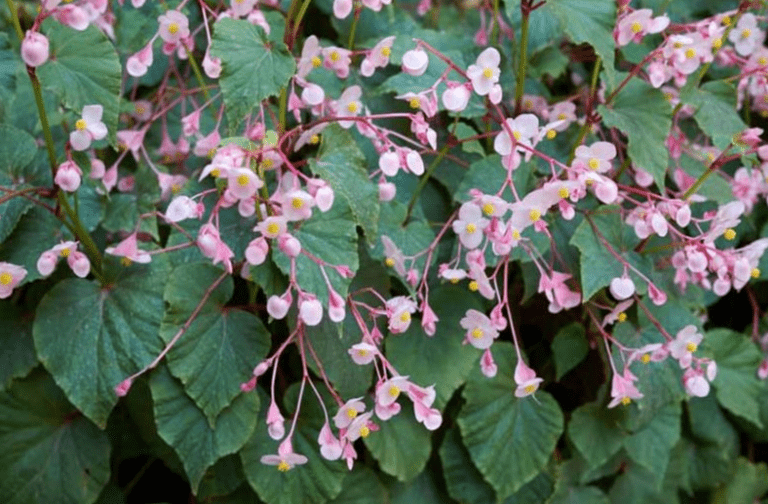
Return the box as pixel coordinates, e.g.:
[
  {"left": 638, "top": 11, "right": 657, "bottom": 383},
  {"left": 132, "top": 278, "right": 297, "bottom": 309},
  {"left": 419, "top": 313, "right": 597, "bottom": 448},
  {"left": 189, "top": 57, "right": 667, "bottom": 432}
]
[
  {"left": 524, "top": 384, "right": 536, "bottom": 394},
  {"left": 685, "top": 48, "right": 696, "bottom": 59},
  {"left": 171, "top": 184, "right": 181, "bottom": 194},
  {"left": 759, "top": 57, "right": 768, "bottom": 66},
  {"left": 558, "top": 187, "right": 570, "bottom": 199},
  {"left": 641, "top": 353, "right": 651, "bottom": 364},
  {"left": 588, "top": 158, "right": 600, "bottom": 170},
  {"left": 291, "top": 197, "right": 304, "bottom": 209},
  {"left": 722, "top": 15, "right": 731, "bottom": 26},
  {"left": 266, "top": 222, "right": 280, "bottom": 235},
  {"left": 546, "top": 130, "right": 556, "bottom": 140},
  {"left": 168, "top": 23, "right": 179, "bottom": 35},
  {"left": 135, "top": 106, "right": 145, "bottom": 115},
  {"left": 75, "top": 119, "right": 87, "bottom": 131},
  {"left": 399, "top": 312, "right": 411, "bottom": 323},
  {"left": 262, "top": 158, "right": 274, "bottom": 169},
  {"left": 529, "top": 209, "right": 541, "bottom": 222},
  {"left": 408, "top": 97, "right": 420, "bottom": 109},
  {"left": 60, "top": 248, "right": 71, "bottom": 258},
  {"left": 237, "top": 174, "right": 250, "bottom": 186},
  {"left": 751, "top": 268, "right": 760, "bottom": 278},
  {"left": 388, "top": 385, "right": 400, "bottom": 398},
  {"left": 468, "top": 280, "right": 479, "bottom": 291},
  {"left": 210, "top": 168, "right": 221, "bottom": 178},
  {"left": 360, "top": 425, "right": 370, "bottom": 438},
  {"left": 121, "top": 257, "right": 133, "bottom": 267},
  {"left": 557, "top": 113, "right": 567, "bottom": 120},
  {"left": 311, "top": 56, "right": 322, "bottom": 67},
  {"left": 385, "top": 257, "right": 395, "bottom": 267},
  {"left": 277, "top": 460, "right": 290, "bottom": 472},
  {"left": 471, "top": 328, "right": 483, "bottom": 339},
  {"left": 723, "top": 228, "right": 736, "bottom": 241},
  {"left": 347, "top": 102, "right": 358, "bottom": 113},
  {"left": 482, "top": 203, "right": 495, "bottom": 215},
  {"left": 465, "top": 223, "right": 477, "bottom": 234},
  {"left": 207, "top": 148, "right": 217, "bottom": 159},
  {"left": 512, "top": 130, "right": 521, "bottom": 141},
  {"left": 330, "top": 50, "right": 340, "bottom": 62},
  {"left": 712, "top": 38, "right": 723, "bottom": 50},
  {"left": 310, "top": 134, "right": 320, "bottom": 145},
  {"left": 511, "top": 229, "right": 521, "bottom": 240},
  {"left": 346, "top": 408, "right": 358, "bottom": 419},
  {"left": 686, "top": 342, "right": 697, "bottom": 352},
  {"left": 617, "top": 312, "right": 627, "bottom": 323},
  {"left": 621, "top": 396, "right": 631, "bottom": 406},
  {"left": 631, "top": 21, "right": 642, "bottom": 33},
  {"left": 742, "top": 28, "right": 752, "bottom": 39},
  {"left": 381, "top": 46, "right": 391, "bottom": 57},
  {"left": 482, "top": 67, "right": 493, "bottom": 79},
  {"left": 0, "top": 272, "right": 12, "bottom": 285},
  {"left": 358, "top": 349, "right": 369, "bottom": 356}
]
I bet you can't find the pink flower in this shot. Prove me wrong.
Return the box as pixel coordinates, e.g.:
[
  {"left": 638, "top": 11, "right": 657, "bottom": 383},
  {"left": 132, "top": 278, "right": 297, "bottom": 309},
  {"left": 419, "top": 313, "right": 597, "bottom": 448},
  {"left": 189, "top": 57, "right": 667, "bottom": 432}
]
[
  {"left": 683, "top": 368, "right": 710, "bottom": 397},
  {"left": 197, "top": 224, "right": 234, "bottom": 273},
  {"left": 21, "top": 31, "right": 49, "bottom": 67},
  {"left": 397, "top": 90, "right": 438, "bottom": 117},
  {"left": 494, "top": 114, "right": 539, "bottom": 157},
  {"left": 55, "top": 161, "right": 83, "bottom": 192},
  {"left": 322, "top": 46, "right": 352, "bottom": 78},
  {"left": 729, "top": 13, "right": 765, "bottom": 56},
  {"left": 193, "top": 130, "right": 221, "bottom": 158},
  {"left": 360, "top": 36, "right": 395, "bottom": 77},
  {"left": 375, "top": 375, "right": 410, "bottom": 408},
  {"left": 615, "top": 9, "right": 669, "bottom": 46},
  {"left": 260, "top": 438, "right": 308, "bottom": 471},
  {"left": 333, "top": 85, "right": 362, "bottom": 129},
  {"left": 413, "top": 400, "right": 442, "bottom": 430},
  {"left": 127, "top": 42, "right": 154, "bottom": 77},
  {"left": 0, "top": 262, "right": 27, "bottom": 299},
  {"left": 69, "top": 105, "right": 107, "bottom": 151},
  {"left": 267, "top": 293, "right": 291, "bottom": 319},
  {"left": 608, "top": 369, "right": 643, "bottom": 407},
  {"left": 227, "top": 168, "right": 263, "bottom": 200},
  {"left": 328, "top": 287, "right": 346, "bottom": 323},
  {"left": 386, "top": 296, "right": 417, "bottom": 334},
  {"left": 345, "top": 411, "right": 375, "bottom": 442},
  {"left": 105, "top": 232, "right": 151, "bottom": 264},
  {"left": 282, "top": 189, "right": 314, "bottom": 221},
  {"left": 333, "top": 397, "right": 366, "bottom": 429},
  {"left": 467, "top": 47, "right": 500, "bottom": 96},
  {"left": 538, "top": 271, "right": 581, "bottom": 313},
  {"left": 348, "top": 342, "right": 378, "bottom": 365},
  {"left": 609, "top": 275, "right": 635, "bottom": 300},
  {"left": 158, "top": 10, "right": 190, "bottom": 44},
  {"left": 420, "top": 300, "right": 438, "bottom": 336},
  {"left": 266, "top": 400, "right": 285, "bottom": 440},
  {"left": 202, "top": 49, "right": 222, "bottom": 79},
  {"left": 668, "top": 325, "right": 702, "bottom": 369},
  {"left": 165, "top": 196, "right": 203, "bottom": 223},
  {"left": 402, "top": 48, "right": 429, "bottom": 76},
  {"left": 333, "top": 0, "right": 353, "bottom": 18},
  {"left": 480, "top": 348, "right": 497, "bottom": 377},
  {"left": 299, "top": 297, "right": 323, "bottom": 326},
  {"left": 514, "top": 359, "right": 544, "bottom": 397},
  {"left": 452, "top": 202, "right": 489, "bottom": 249},
  {"left": 297, "top": 36, "right": 321, "bottom": 79},
  {"left": 318, "top": 423, "right": 343, "bottom": 460},
  {"left": 459, "top": 309, "right": 498, "bottom": 350},
  {"left": 157, "top": 173, "right": 187, "bottom": 201},
  {"left": 574, "top": 141, "right": 617, "bottom": 173}
]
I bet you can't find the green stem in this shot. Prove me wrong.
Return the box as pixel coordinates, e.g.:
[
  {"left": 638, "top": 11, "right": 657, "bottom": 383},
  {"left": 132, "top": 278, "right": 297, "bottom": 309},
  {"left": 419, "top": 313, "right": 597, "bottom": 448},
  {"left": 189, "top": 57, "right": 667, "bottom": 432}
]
[
  {"left": 682, "top": 146, "right": 732, "bottom": 200},
  {"left": 405, "top": 143, "right": 451, "bottom": 224},
  {"left": 514, "top": 2, "right": 530, "bottom": 113},
  {"left": 184, "top": 47, "right": 215, "bottom": 122},
  {"left": 278, "top": 88, "right": 287, "bottom": 133},
  {"left": 568, "top": 58, "right": 602, "bottom": 163},
  {"left": 58, "top": 192, "right": 105, "bottom": 283},
  {"left": 348, "top": 10, "right": 360, "bottom": 49},
  {"left": 5, "top": 0, "right": 23, "bottom": 40},
  {"left": 291, "top": 0, "right": 313, "bottom": 42},
  {"left": 490, "top": 0, "right": 500, "bottom": 43}
]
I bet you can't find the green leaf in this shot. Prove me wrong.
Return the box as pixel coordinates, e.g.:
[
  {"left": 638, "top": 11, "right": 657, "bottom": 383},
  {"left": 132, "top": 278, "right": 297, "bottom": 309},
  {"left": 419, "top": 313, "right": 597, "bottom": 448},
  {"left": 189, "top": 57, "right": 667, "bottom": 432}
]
[
  {"left": 387, "top": 471, "right": 445, "bottom": 504},
  {"left": 551, "top": 323, "right": 589, "bottom": 380},
  {"left": 0, "top": 302, "right": 37, "bottom": 391},
  {"left": 310, "top": 125, "right": 380, "bottom": 245},
  {"left": 210, "top": 18, "right": 296, "bottom": 131},
  {"left": 622, "top": 402, "right": 681, "bottom": 488},
  {"left": 570, "top": 208, "right": 647, "bottom": 301},
  {"left": 160, "top": 263, "right": 271, "bottom": 425},
  {"left": 598, "top": 78, "right": 671, "bottom": 189},
  {"left": 240, "top": 388, "right": 346, "bottom": 504},
  {"left": 680, "top": 81, "right": 745, "bottom": 150},
  {"left": 150, "top": 365, "right": 259, "bottom": 493},
  {"left": 677, "top": 154, "right": 733, "bottom": 204},
  {"left": 37, "top": 21, "right": 121, "bottom": 144},
  {"left": 370, "top": 201, "right": 435, "bottom": 278},
  {"left": 706, "top": 329, "right": 765, "bottom": 428},
  {"left": 386, "top": 284, "right": 484, "bottom": 408},
  {"left": 0, "top": 206, "right": 65, "bottom": 287},
  {"left": 568, "top": 402, "right": 626, "bottom": 471},
  {"left": 549, "top": 485, "right": 610, "bottom": 504},
  {"left": 327, "top": 466, "right": 388, "bottom": 504},
  {"left": 608, "top": 461, "right": 679, "bottom": 504},
  {"left": 0, "top": 124, "right": 39, "bottom": 243},
  {"left": 197, "top": 455, "right": 246, "bottom": 502},
  {"left": 363, "top": 402, "right": 432, "bottom": 481},
  {"left": 0, "top": 368, "right": 110, "bottom": 504},
  {"left": 713, "top": 458, "right": 768, "bottom": 504},
  {"left": 543, "top": 0, "right": 617, "bottom": 89},
  {"left": 272, "top": 201, "right": 359, "bottom": 306},
  {"left": 33, "top": 258, "right": 170, "bottom": 427},
  {"left": 458, "top": 342, "right": 564, "bottom": 499},
  {"left": 440, "top": 426, "right": 497, "bottom": 504}
]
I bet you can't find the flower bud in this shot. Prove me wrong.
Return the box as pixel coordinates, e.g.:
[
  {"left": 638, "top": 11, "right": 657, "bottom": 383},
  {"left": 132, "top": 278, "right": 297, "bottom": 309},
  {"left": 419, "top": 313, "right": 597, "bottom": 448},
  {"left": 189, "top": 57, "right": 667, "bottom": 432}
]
[
  {"left": 21, "top": 31, "right": 49, "bottom": 67},
  {"left": 267, "top": 294, "right": 290, "bottom": 319},
  {"left": 402, "top": 48, "right": 429, "bottom": 76},
  {"left": 299, "top": 297, "right": 323, "bottom": 326},
  {"left": 55, "top": 161, "right": 83, "bottom": 192}
]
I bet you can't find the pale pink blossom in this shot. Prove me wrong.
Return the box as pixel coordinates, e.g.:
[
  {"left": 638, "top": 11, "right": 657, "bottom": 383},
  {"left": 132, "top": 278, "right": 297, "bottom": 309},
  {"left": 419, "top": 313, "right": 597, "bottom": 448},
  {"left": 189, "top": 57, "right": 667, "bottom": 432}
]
[
  {"left": 260, "top": 438, "right": 308, "bottom": 471},
  {"left": 105, "top": 232, "right": 151, "bottom": 264},
  {"left": 386, "top": 296, "right": 417, "bottom": 334},
  {"left": 202, "top": 49, "right": 222, "bottom": 79},
  {"left": 299, "top": 297, "right": 323, "bottom": 326},
  {"left": 494, "top": 114, "right": 539, "bottom": 157},
  {"left": 158, "top": 10, "right": 189, "bottom": 44},
  {"left": 609, "top": 275, "right": 635, "bottom": 300},
  {"left": 480, "top": 348, "right": 497, "bottom": 377},
  {"left": 421, "top": 300, "right": 438, "bottom": 336},
  {"left": 196, "top": 223, "right": 234, "bottom": 273},
  {"left": 127, "top": 42, "right": 154, "bottom": 77},
  {"left": 318, "top": 423, "right": 343, "bottom": 460},
  {"left": 0, "top": 262, "right": 26, "bottom": 299},
  {"left": 459, "top": 309, "right": 498, "bottom": 350},
  {"left": 467, "top": 47, "right": 500, "bottom": 96},
  {"left": 608, "top": 369, "right": 643, "bottom": 407},
  {"left": 538, "top": 271, "right": 581, "bottom": 313},
  {"left": 574, "top": 141, "right": 616, "bottom": 173},
  {"left": 245, "top": 237, "right": 269, "bottom": 266},
  {"left": 323, "top": 46, "right": 352, "bottom": 78},
  {"left": 333, "top": 85, "right": 362, "bottom": 128},
  {"left": 668, "top": 325, "right": 702, "bottom": 369},
  {"left": 70, "top": 105, "right": 107, "bottom": 151},
  {"left": 55, "top": 161, "right": 83, "bottom": 192},
  {"left": 452, "top": 202, "right": 489, "bottom": 249},
  {"left": 267, "top": 293, "right": 291, "bottom": 319},
  {"left": 514, "top": 359, "right": 544, "bottom": 397},
  {"left": 227, "top": 168, "right": 263, "bottom": 200},
  {"left": 360, "top": 36, "right": 395, "bottom": 77},
  {"left": 442, "top": 82, "right": 472, "bottom": 112},
  {"left": 615, "top": 9, "right": 669, "bottom": 46},
  {"left": 21, "top": 31, "right": 49, "bottom": 67},
  {"left": 348, "top": 342, "right": 378, "bottom": 365},
  {"left": 402, "top": 48, "right": 429, "bottom": 76},
  {"left": 165, "top": 196, "right": 203, "bottom": 222},
  {"left": 683, "top": 368, "right": 710, "bottom": 397},
  {"left": 729, "top": 13, "right": 765, "bottom": 56},
  {"left": 333, "top": 0, "right": 352, "bottom": 18},
  {"left": 345, "top": 411, "right": 375, "bottom": 442},
  {"left": 375, "top": 375, "right": 410, "bottom": 408}
]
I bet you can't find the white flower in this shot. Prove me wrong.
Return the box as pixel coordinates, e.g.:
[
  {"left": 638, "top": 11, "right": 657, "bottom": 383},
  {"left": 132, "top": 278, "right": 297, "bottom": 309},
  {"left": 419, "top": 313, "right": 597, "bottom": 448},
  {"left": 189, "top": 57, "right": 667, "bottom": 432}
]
[
  {"left": 452, "top": 202, "right": 488, "bottom": 249},
  {"left": 466, "top": 47, "right": 500, "bottom": 96},
  {"left": 70, "top": 105, "right": 107, "bottom": 151}
]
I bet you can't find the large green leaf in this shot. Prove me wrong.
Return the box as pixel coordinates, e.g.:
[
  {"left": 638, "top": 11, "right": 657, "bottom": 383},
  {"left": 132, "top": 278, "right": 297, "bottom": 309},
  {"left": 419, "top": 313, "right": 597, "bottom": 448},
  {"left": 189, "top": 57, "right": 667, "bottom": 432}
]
[
  {"left": 240, "top": 388, "right": 347, "bottom": 504},
  {"left": 568, "top": 402, "right": 626, "bottom": 471},
  {"left": 543, "top": 0, "right": 617, "bottom": 89},
  {"left": 160, "top": 263, "right": 271, "bottom": 425},
  {"left": 385, "top": 284, "right": 484, "bottom": 408},
  {"left": 0, "top": 368, "right": 110, "bottom": 504},
  {"left": 210, "top": 18, "right": 296, "bottom": 130},
  {"left": 0, "top": 303, "right": 37, "bottom": 391},
  {"left": 458, "top": 342, "right": 564, "bottom": 499},
  {"left": 552, "top": 322, "right": 589, "bottom": 380},
  {"left": 680, "top": 81, "right": 745, "bottom": 150},
  {"left": 370, "top": 201, "right": 434, "bottom": 278},
  {"left": 272, "top": 201, "right": 359, "bottom": 306},
  {"left": 309, "top": 125, "right": 380, "bottom": 245},
  {"left": 363, "top": 402, "right": 432, "bottom": 482},
  {"left": 598, "top": 78, "right": 671, "bottom": 189},
  {"left": 622, "top": 402, "right": 681, "bottom": 488},
  {"left": 0, "top": 206, "right": 64, "bottom": 287},
  {"left": 327, "top": 466, "right": 387, "bottom": 504},
  {"left": 150, "top": 365, "right": 259, "bottom": 493},
  {"left": 712, "top": 458, "right": 768, "bottom": 504},
  {"left": 37, "top": 21, "right": 121, "bottom": 144},
  {"left": 33, "top": 258, "right": 170, "bottom": 427},
  {"left": 0, "top": 124, "right": 39, "bottom": 243},
  {"left": 706, "top": 329, "right": 765, "bottom": 428}
]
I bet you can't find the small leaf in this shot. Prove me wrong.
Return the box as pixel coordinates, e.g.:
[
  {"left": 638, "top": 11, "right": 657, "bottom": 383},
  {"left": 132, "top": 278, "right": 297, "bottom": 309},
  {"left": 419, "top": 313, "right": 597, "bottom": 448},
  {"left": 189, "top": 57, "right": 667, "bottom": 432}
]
[
  {"left": 598, "top": 78, "right": 672, "bottom": 190},
  {"left": 210, "top": 18, "right": 296, "bottom": 131},
  {"left": 310, "top": 125, "right": 380, "bottom": 245},
  {"left": 458, "top": 342, "right": 563, "bottom": 499},
  {"left": 37, "top": 21, "right": 121, "bottom": 143},
  {"left": 568, "top": 402, "right": 626, "bottom": 471},
  {"left": 327, "top": 466, "right": 388, "bottom": 504},
  {"left": 0, "top": 368, "right": 111, "bottom": 504},
  {"left": 151, "top": 366, "right": 258, "bottom": 493},
  {"left": 33, "top": 258, "right": 170, "bottom": 427},
  {"left": 714, "top": 458, "right": 768, "bottom": 504},
  {"left": 0, "top": 302, "right": 37, "bottom": 391},
  {"left": 160, "top": 263, "right": 271, "bottom": 425},
  {"left": 622, "top": 402, "right": 681, "bottom": 488},
  {"left": 680, "top": 81, "right": 745, "bottom": 150},
  {"left": 551, "top": 323, "right": 589, "bottom": 380},
  {"left": 0, "top": 124, "right": 39, "bottom": 242}
]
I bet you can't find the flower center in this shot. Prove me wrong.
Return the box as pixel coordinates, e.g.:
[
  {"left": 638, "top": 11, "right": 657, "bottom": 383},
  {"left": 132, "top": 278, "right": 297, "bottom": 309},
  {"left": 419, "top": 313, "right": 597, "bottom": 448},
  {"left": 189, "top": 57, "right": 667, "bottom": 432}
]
[
  {"left": 75, "top": 119, "right": 87, "bottom": 131},
  {"left": 482, "top": 67, "right": 493, "bottom": 79},
  {"left": 546, "top": 130, "right": 556, "bottom": 139},
  {"left": 291, "top": 197, "right": 304, "bottom": 209},
  {"left": 381, "top": 46, "right": 391, "bottom": 57},
  {"left": 723, "top": 228, "right": 736, "bottom": 240},
  {"left": 617, "top": 312, "right": 627, "bottom": 323},
  {"left": 310, "top": 134, "right": 320, "bottom": 145},
  {"left": 266, "top": 222, "right": 280, "bottom": 235},
  {"left": 121, "top": 257, "right": 133, "bottom": 267},
  {"left": 557, "top": 113, "right": 567, "bottom": 120},
  {"left": 759, "top": 57, "right": 768, "bottom": 66},
  {"left": 558, "top": 187, "right": 570, "bottom": 199},
  {"left": 210, "top": 168, "right": 221, "bottom": 178},
  {"left": 60, "top": 248, "right": 71, "bottom": 258},
  {"left": 721, "top": 15, "right": 731, "bottom": 26},
  {"left": 360, "top": 425, "right": 370, "bottom": 438},
  {"left": 511, "top": 229, "right": 521, "bottom": 240},
  {"left": 742, "top": 28, "right": 752, "bottom": 39},
  {"left": 277, "top": 460, "right": 290, "bottom": 472},
  {"left": 0, "top": 272, "right": 12, "bottom": 285},
  {"left": 630, "top": 21, "right": 642, "bottom": 33},
  {"left": 712, "top": 38, "right": 723, "bottom": 49},
  {"left": 262, "top": 158, "right": 274, "bottom": 168},
  {"left": 399, "top": 311, "right": 411, "bottom": 323},
  {"left": 512, "top": 130, "right": 521, "bottom": 141},
  {"left": 346, "top": 102, "right": 358, "bottom": 113},
  {"left": 311, "top": 56, "right": 322, "bottom": 67},
  {"left": 237, "top": 174, "right": 250, "bottom": 186},
  {"left": 468, "top": 280, "right": 479, "bottom": 291},
  {"left": 171, "top": 184, "right": 181, "bottom": 194},
  {"left": 686, "top": 342, "right": 697, "bottom": 353},
  {"left": 207, "top": 148, "right": 217, "bottom": 159},
  {"left": 358, "top": 348, "right": 369, "bottom": 356},
  {"left": 752, "top": 268, "right": 761, "bottom": 278},
  {"left": 135, "top": 106, "right": 145, "bottom": 114},
  {"left": 346, "top": 408, "right": 358, "bottom": 419},
  {"left": 482, "top": 203, "right": 495, "bottom": 215},
  {"left": 529, "top": 209, "right": 541, "bottom": 222},
  {"left": 330, "top": 50, "right": 340, "bottom": 62},
  {"left": 621, "top": 396, "right": 631, "bottom": 406},
  {"left": 471, "top": 328, "right": 483, "bottom": 339},
  {"left": 168, "top": 23, "right": 179, "bottom": 35},
  {"left": 524, "top": 384, "right": 537, "bottom": 394},
  {"left": 388, "top": 385, "right": 400, "bottom": 398},
  {"left": 685, "top": 48, "right": 696, "bottom": 59},
  {"left": 384, "top": 257, "right": 395, "bottom": 267},
  {"left": 465, "top": 223, "right": 477, "bottom": 234},
  {"left": 641, "top": 353, "right": 651, "bottom": 364},
  {"left": 408, "top": 97, "right": 421, "bottom": 109},
  {"left": 588, "top": 158, "right": 600, "bottom": 170}
]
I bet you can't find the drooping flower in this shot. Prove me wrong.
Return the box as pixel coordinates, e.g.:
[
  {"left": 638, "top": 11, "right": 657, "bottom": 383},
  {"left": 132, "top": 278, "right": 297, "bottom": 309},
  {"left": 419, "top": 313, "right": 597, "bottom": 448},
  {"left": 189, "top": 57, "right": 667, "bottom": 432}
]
[
  {"left": 260, "top": 438, "right": 308, "bottom": 471},
  {"left": 158, "top": 10, "right": 190, "bottom": 44},
  {"left": 514, "top": 359, "right": 544, "bottom": 397},
  {"left": 105, "top": 232, "right": 151, "bottom": 264},
  {"left": 0, "top": 262, "right": 27, "bottom": 299},
  {"left": 607, "top": 369, "right": 643, "bottom": 407}
]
